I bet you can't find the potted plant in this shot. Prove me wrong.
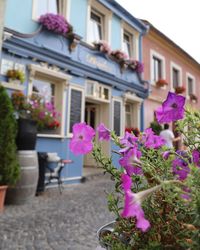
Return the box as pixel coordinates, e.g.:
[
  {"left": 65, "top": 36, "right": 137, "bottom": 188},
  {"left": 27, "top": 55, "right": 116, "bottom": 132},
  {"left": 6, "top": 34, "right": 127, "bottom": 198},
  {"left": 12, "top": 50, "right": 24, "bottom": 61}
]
[
  {"left": 93, "top": 40, "right": 111, "bottom": 54},
  {"left": 189, "top": 93, "right": 198, "bottom": 102},
  {"left": 128, "top": 59, "right": 144, "bottom": 74},
  {"left": 175, "top": 85, "right": 186, "bottom": 94},
  {"left": 0, "top": 86, "right": 20, "bottom": 211},
  {"left": 69, "top": 92, "right": 200, "bottom": 249},
  {"left": 39, "top": 13, "right": 80, "bottom": 52},
  {"left": 155, "top": 79, "right": 168, "bottom": 88},
  {"left": 11, "top": 91, "right": 61, "bottom": 150},
  {"left": 6, "top": 69, "right": 25, "bottom": 84}
]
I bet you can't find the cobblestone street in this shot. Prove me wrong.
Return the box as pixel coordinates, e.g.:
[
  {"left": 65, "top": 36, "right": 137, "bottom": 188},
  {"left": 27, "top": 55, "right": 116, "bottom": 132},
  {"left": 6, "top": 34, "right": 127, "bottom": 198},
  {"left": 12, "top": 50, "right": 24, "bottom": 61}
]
[{"left": 0, "top": 174, "right": 114, "bottom": 250}]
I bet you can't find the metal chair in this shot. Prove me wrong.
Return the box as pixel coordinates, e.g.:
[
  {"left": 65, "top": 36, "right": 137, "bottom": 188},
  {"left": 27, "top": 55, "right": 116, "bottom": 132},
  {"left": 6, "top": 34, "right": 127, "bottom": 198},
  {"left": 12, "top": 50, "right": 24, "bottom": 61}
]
[{"left": 45, "top": 153, "right": 72, "bottom": 194}]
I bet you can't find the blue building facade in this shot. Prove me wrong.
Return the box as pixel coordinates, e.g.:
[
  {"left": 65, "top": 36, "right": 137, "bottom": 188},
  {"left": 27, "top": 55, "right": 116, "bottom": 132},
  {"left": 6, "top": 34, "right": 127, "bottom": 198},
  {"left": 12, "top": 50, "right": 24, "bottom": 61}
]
[{"left": 1, "top": 0, "right": 149, "bottom": 184}]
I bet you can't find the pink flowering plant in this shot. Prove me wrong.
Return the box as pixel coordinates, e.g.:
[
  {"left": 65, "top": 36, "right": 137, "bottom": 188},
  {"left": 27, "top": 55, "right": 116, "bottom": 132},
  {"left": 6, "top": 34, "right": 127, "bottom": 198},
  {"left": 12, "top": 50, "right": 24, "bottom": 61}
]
[
  {"left": 93, "top": 40, "right": 111, "bottom": 54},
  {"left": 39, "top": 13, "right": 73, "bottom": 35},
  {"left": 11, "top": 91, "right": 60, "bottom": 131},
  {"left": 128, "top": 59, "right": 144, "bottom": 74},
  {"left": 70, "top": 92, "right": 200, "bottom": 249}
]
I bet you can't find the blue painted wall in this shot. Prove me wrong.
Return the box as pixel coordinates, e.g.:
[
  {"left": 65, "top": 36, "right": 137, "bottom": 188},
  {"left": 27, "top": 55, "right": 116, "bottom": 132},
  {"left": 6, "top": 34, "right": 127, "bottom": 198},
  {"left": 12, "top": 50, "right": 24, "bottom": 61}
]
[
  {"left": 5, "top": 0, "right": 38, "bottom": 33},
  {"left": 70, "top": 0, "right": 88, "bottom": 39},
  {"left": 111, "top": 14, "right": 121, "bottom": 50}
]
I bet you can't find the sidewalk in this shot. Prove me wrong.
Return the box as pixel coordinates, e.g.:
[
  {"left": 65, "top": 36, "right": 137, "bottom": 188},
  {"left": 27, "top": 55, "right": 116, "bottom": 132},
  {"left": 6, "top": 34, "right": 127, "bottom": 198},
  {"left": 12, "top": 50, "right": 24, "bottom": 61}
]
[{"left": 0, "top": 174, "right": 114, "bottom": 250}]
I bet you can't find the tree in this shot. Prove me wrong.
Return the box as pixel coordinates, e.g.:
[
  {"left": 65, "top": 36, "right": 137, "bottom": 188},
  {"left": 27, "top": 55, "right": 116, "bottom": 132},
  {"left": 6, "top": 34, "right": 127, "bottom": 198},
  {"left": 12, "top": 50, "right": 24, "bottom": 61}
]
[{"left": 0, "top": 86, "right": 20, "bottom": 185}]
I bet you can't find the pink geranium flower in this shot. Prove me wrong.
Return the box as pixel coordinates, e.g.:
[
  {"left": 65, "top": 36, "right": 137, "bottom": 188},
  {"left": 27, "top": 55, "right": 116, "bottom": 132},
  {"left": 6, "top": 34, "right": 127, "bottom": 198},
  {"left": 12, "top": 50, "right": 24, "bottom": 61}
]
[
  {"left": 97, "top": 123, "right": 111, "bottom": 141},
  {"left": 155, "top": 92, "right": 185, "bottom": 124},
  {"left": 69, "top": 122, "right": 95, "bottom": 155}
]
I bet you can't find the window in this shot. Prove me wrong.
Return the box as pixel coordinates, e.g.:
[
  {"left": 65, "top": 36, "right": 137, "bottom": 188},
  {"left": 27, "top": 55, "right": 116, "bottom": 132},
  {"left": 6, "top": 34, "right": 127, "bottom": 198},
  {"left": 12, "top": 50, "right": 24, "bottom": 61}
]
[
  {"left": 150, "top": 50, "right": 165, "bottom": 85},
  {"left": 32, "top": 78, "right": 55, "bottom": 103},
  {"left": 34, "top": 0, "right": 58, "bottom": 18},
  {"left": 87, "top": 0, "right": 111, "bottom": 44},
  {"left": 86, "top": 81, "right": 110, "bottom": 102},
  {"left": 170, "top": 62, "right": 182, "bottom": 90},
  {"left": 125, "top": 104, "right": 132, "bottom": 128},
  {"left": 153, "top": 56, "right": 162, "bottom": 82},
  {"left": 88, "top": 10, "right": 103, "bottom": 43},
  {"left": 28, "top": 64, "right": 70, "bottom": 137},
  {"left": 0, "top": 59, "right": 25, "bottom": 75},
  {"left": 121, "top": 22, "right": 138, "bottom": 59},
  {"left": 123, "top": 31, "right": 132, "bottom": 58},
  {"left": 33, "top": 0, "right": 68, "bottom": 19},
  {"left": 113, "top": 100, "right": 122, "bottom": 136},
  {"left": 186, "top": 73, "right": 195, "bottom": 97},
  {"left": 172, "top": 68, "right": 179, "bottom": 88}
]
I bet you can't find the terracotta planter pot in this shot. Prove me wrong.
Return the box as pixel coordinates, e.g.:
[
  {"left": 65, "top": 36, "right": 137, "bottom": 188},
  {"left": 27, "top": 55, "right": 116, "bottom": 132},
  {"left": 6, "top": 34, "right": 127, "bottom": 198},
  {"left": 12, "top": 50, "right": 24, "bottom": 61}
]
[{"left": 0, "top": 186, "right": 7, "bottom": 212}]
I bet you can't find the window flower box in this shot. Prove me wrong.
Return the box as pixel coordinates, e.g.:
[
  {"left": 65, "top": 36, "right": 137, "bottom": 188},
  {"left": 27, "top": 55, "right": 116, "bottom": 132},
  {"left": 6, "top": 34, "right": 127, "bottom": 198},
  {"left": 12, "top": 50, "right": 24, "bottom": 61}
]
[
  {"left": 175, "top": 86, "right": 185, "bottom": 94},
  {"left": 6, "top": 69, "right": 25, "bottom": 84},
  {"left": 93, "top": 40, "right": 111, "bottom": 54},
  {"left": 155, "top": 79, "right": 168, "bottom": 88},
  {"left": 189, "top": 93, "right": 198, "bottom": 102}
]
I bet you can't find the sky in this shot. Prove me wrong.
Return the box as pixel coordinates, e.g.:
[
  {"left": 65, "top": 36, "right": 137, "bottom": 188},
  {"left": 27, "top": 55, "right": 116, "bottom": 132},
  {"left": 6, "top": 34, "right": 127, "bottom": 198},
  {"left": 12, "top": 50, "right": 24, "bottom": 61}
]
[{"left": 115, "top": 0, "right": 200, "bottom": 64}]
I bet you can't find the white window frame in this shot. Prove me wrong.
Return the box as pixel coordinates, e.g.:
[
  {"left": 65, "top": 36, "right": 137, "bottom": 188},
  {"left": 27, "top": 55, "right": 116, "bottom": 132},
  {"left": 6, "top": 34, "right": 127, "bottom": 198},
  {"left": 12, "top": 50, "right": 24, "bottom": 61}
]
[
  {"left": 28, "top": 64, "right": 71, "bottom": 138},
  {"left": 150, "top": 50, "right": 166, "bottom": 85},
  {"left": 186, "top": 72, "right": 196, "bottom": 100},
  {"left": 85, "top": 80, "right": 111, "bottom": 103},
  {"left": 170, "top": 62, "right": 182, "bottom": 91},
  {"left": 112, "top": 97, "right": 123, "bottom": 137},
  {"left": 123, "top": 92, "right": 142, "bottom": 131},
  {"left": 32, "top": 0, "right": 69, "bottom": 21},
  {"left": 67, "top": 84, "right": 85, "bottom": 137},
  {"left": 121, "top": 21, "right": 139, "bottom": 59},
  {"left": 86, "top": 0, "right": 112, "bottom": 45}
]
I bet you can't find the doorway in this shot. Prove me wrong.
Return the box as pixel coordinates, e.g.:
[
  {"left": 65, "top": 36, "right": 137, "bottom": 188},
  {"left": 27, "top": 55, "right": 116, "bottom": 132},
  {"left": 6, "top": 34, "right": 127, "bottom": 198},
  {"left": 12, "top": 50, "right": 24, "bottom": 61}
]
[{"left": 83, "top": 101, "right": 110, "bottom": 173}]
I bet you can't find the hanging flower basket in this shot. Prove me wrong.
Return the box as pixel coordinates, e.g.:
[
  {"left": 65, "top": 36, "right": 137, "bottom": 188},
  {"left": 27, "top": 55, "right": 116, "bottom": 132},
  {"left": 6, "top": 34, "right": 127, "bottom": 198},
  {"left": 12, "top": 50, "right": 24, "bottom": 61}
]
[
  {"left": 156, "top": 79, "right": 168, "bottom": 88},
  {"left": 175, "top": 86, "right": 186, "bottom": 94}
]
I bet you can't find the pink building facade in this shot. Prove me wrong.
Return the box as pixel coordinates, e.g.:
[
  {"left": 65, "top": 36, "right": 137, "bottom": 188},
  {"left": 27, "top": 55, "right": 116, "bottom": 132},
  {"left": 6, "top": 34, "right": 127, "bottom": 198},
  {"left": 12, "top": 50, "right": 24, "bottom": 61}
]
[{"left": 142, "top": 21, "right": 200, "bottom": 129}]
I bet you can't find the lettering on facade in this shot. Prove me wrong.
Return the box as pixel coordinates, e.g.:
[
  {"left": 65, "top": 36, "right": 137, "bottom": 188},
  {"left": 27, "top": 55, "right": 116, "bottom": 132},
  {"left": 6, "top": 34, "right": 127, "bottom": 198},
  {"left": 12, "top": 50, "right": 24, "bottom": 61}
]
[{"left": 86, "top": 54, "right": 112, "bottom": 73}]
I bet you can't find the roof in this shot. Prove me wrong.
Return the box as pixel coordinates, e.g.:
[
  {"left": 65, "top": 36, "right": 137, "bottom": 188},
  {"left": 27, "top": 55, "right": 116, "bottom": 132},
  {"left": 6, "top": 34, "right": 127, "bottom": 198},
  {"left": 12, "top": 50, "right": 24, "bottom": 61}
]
[
  {"left": 141, "top": 19, "right": 200, "bottom": 67},
  {"left": 98, "top": 0, "right": 149, "bottom": 34}
]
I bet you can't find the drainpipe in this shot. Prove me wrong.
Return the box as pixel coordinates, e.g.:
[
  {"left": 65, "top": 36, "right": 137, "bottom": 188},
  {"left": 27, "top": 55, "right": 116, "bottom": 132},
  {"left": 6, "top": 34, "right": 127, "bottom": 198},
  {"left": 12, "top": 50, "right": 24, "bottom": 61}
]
[{"left": 0, "top": 0, "right": 7, "bottom": 57}]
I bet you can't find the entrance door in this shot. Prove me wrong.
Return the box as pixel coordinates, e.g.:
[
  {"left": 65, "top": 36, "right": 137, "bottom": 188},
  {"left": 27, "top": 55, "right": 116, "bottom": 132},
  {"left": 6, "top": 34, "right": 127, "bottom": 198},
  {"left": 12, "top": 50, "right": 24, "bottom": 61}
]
[{"left": 84, "top": 103, "right": 99, "bottom": 167}]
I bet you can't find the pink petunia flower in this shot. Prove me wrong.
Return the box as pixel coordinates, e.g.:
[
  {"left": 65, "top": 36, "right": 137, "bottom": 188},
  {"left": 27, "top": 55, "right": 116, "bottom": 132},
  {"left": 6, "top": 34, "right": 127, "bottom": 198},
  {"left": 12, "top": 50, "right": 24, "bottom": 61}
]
[
  {"left": 119, "top": 148, "right": 142, "bottom": 176},
  {"left": 155, "top": 92, "right": 186, "bottom": 124},
  {"left": 97, "top": 123, "right": 111, "bottom": 141},
  {"left": 192, "top": 149, "right": 200, "bottom": 168},
  {"left": 69, "top": 122, "right": 95, "bottom": 155},
  {"left": 121, "top": 174, "right": 150, "bottom": 232}
]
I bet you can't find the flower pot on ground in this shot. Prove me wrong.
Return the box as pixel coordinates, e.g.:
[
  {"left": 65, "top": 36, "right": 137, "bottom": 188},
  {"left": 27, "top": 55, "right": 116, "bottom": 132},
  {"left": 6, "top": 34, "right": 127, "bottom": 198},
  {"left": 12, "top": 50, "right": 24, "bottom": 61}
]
[
  {"left": 0, "top": 86, "right": 20, "bottom": 211},
  {"left": 16, "top": 118, "right": 37, "bottom": 150}
]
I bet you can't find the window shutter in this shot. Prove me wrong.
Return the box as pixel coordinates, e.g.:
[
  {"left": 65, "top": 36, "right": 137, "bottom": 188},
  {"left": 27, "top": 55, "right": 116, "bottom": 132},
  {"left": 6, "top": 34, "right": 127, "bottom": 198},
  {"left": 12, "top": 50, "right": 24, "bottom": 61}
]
[
  {"left": 113, "top": 100, "right": 121, "bottom": 136},
  {"left": 69, "top": 89, "right": 83, "bottom": 133}
]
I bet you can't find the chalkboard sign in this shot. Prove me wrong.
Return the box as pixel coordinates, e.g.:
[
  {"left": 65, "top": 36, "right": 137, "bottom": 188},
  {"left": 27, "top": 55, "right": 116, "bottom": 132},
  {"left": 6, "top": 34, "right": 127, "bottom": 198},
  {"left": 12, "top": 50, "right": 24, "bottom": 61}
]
[
  {"left": 113, "top": 100, "right": 121, "bottom": 136},
  {"left": 70, "top": 89, "right": 82, "bottom": 133}
]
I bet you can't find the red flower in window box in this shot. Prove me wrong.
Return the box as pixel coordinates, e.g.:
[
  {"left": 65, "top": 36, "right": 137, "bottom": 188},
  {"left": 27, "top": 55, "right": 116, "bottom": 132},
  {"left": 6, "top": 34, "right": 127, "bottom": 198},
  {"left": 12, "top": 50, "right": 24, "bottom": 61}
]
[
  {"left": 125, "top": 127, "right": 140, "bottom": 137},
  {"left": 175, "top": 86, "right": 186, "bottom": 94},
  {"left": 189, "top": 93, "right": 198, "bottom": 102},
  {"left": 156, "top": 79, "right": 168, "bottom": 88}
]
